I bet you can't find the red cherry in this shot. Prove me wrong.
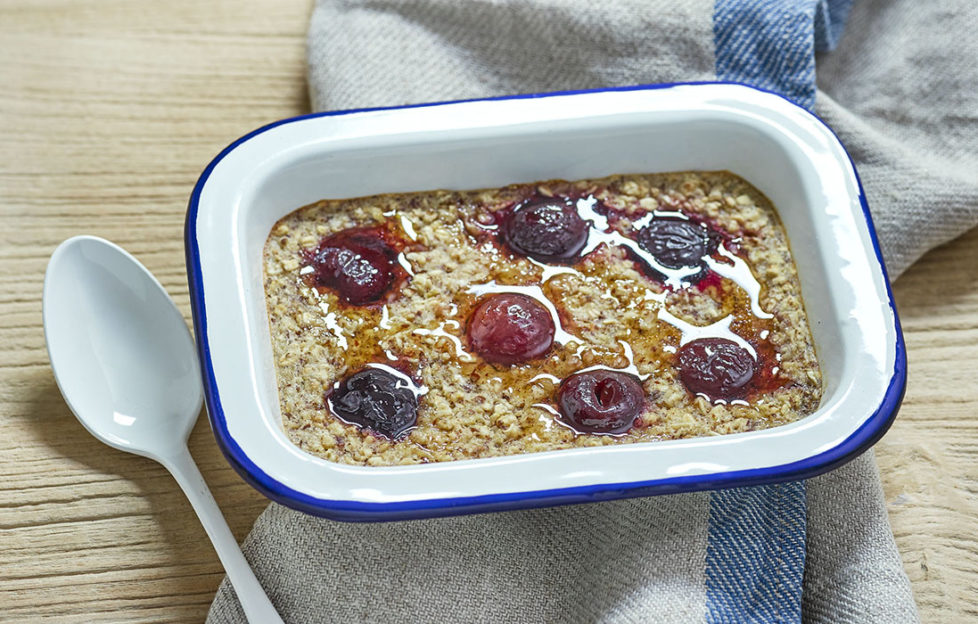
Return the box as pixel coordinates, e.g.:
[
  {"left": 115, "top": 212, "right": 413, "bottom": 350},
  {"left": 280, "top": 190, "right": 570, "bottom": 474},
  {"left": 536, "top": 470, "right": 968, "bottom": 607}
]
[
  {"left": 557, "top": 370, "right": 644, "bottom": 434},
  {"left": 467, "top": 293, "right": 555, "bottom": 365},
  {"left": 308, "top": 228, "right": 397, "bottom": 305},
  {"left": 677, "top": 338, "right": 756, "bottom": 401},
  {"left": 502, "top": 196, "right": 589, "bottom": 263}
]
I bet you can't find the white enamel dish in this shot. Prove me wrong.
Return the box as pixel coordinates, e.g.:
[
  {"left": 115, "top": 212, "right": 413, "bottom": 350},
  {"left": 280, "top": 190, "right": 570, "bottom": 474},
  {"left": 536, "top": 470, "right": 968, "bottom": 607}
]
[{"left": 185, "top": 83, "right": 906, "bottom": 521}]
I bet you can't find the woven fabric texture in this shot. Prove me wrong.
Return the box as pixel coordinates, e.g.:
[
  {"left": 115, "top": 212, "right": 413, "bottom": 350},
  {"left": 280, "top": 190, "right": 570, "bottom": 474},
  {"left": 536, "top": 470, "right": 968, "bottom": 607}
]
[{"left": 208, "top": 0, "right": 977, "bottom": 621}]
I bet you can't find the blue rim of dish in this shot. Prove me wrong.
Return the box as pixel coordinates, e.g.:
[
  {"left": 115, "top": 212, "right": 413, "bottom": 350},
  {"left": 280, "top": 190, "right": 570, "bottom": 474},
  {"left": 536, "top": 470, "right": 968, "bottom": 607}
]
[{"left": 185, "top": 81, "right": 907, "bottom": 522}]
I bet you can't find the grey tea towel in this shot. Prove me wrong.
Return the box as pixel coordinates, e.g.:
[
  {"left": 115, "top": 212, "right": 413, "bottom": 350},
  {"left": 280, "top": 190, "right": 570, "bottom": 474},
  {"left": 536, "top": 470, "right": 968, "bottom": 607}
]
[{"left": 208, "top": 0, "right": 978, "bottom": 621}]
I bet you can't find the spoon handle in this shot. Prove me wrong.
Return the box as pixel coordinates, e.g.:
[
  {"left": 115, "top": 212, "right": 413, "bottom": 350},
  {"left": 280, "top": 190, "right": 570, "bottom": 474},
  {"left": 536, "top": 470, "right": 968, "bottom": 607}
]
[{"left": 161, "top": 447, "right": 285, "bottom": 624}]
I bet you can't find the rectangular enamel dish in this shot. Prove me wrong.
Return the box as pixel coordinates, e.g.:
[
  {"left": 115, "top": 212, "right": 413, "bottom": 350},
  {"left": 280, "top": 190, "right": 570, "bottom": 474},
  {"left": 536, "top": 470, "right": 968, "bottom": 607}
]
[{"left": 186, "top": 83, "right": 906, "bottom": 521}]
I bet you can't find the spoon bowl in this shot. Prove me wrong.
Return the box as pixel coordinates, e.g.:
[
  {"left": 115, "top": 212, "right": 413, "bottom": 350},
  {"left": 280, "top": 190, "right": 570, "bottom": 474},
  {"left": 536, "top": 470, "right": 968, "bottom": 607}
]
[
  {"left": 44, "top": 235, "right": 201, "bottom": 460},
  {"left": 43, "top": 235, "right": 282, "bottom": 623}
]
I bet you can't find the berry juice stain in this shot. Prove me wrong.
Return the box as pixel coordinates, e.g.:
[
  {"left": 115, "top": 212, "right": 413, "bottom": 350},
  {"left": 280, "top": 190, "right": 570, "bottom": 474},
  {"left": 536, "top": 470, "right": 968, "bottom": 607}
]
[{"left": 302, "top": 224, "right": 414, "bottom": 306}]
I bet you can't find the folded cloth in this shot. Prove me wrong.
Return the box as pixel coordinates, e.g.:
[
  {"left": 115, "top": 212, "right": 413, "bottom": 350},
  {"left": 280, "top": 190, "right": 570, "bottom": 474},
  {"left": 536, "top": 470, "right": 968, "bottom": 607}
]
[{"left": 208, "top": 0, "right": 978, "bottom": 621}]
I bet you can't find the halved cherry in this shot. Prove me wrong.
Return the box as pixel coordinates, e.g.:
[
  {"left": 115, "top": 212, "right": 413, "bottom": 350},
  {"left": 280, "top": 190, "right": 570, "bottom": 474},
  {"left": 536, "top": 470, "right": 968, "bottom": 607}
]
[{"left": 557, "top": 370, "right": 644, "bottom": 435}]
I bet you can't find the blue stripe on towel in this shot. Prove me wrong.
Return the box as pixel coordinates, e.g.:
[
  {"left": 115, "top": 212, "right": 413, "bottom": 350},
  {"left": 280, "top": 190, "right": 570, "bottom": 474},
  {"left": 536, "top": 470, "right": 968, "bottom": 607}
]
[
  {"left": 706, "top": 1, "right": 852, "bottom": 621},
  {"left": 814, "top": 0, "right": 854, "bottom": 52},
  {"left": 714, "top": 0, "right": 819, "bottom": 109},
  {"left": 705, "top": 484, "right": 807, "bottom": 624}
]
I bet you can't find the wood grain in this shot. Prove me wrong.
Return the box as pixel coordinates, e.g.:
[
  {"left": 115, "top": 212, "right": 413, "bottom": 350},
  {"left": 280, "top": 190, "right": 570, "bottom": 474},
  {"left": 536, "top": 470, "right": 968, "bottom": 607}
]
[
  {"left": 0, "top": 1, "right": 309, "bottom": 621},
  {"left": 880, "top": 232, "right": 978, "bottom": 622},
  {"left": 0, "top": 1, "right": 974, "bottom": 622}
]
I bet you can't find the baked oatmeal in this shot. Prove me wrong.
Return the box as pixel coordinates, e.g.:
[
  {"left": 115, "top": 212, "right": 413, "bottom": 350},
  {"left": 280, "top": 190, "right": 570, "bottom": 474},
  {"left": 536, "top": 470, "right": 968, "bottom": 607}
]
[{"left": 262, "top": 172, "right": 822, "bottom": 466}]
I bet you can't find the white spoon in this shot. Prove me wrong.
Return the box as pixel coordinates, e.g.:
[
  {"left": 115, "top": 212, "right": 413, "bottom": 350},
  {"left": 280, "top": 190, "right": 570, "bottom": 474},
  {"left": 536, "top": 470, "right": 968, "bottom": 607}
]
[{"left": 43, "top": 235, "right": 283, "bottom": 624}]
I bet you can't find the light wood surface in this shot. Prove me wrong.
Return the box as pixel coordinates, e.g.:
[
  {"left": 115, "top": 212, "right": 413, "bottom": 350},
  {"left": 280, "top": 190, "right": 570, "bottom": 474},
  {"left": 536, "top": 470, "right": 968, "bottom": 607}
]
[{"left": 1, "top": 1, "right": 975, "bottom": 622}]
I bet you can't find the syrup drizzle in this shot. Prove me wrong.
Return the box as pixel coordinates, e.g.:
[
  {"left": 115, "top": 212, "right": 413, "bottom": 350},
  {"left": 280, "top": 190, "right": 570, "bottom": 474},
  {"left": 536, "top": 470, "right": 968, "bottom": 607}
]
[
  {"left": 302, "top": 187, "right": 785, "bottom": 419},
  {"left": 574, "top": 340, "right": 651, "bottom": 381}
]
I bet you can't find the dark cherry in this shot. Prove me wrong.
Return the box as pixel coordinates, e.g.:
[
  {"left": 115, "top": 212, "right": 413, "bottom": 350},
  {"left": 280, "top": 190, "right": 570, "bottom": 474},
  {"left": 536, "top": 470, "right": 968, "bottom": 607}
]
[
  {"left": 501, "top": 195, "right": 589, "bottom": 263},
  {"left": 636, "top": 217, "right": 720, "bottom": 270},
  {"left": 557, "top": 370, "right": 645, "bottom": 435},
  {"left": 677, "top": 338, "right": 756, "bottom": 401},
  {"left": 327, "top": 367, "right": 419, "bottom": 439},
  {"left": 467, "top": 293, "right": 555, "bottom": 365},
  {"left": 308, "top": 228, "right": 398, "bottom": 305}
]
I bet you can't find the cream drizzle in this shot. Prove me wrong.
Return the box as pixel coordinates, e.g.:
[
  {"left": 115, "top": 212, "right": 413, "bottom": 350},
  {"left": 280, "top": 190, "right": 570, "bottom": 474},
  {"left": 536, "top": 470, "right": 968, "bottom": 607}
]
[
  {"left": 356, "top": 362, "right": 429, "bottom": 398},
  {"left": 399, "top": 214, "right": 418, "bottom": 241},
  {"left": 529, "top": 372, "right": 562, "bottom": 385},
  {"left": 412, "top": 320, "right": 474, "bottom": 362},
  {"left": 316, "top": 299, "right": 349, "bottom": 350},
  {"left": 575, "top": 196, "right": 773, "bottom": 321},
  {"left": 531, "top": 402, "right": 560, "bottom": 428},
  {"left": 379, "top": 305, "right": 393, "bottom": 330},
  {"left": 704, "top": 245, "right": 773, "bottom": 319},
  {"left": 656, "top": 308, "right": 757, "bottom": 359},
  {"left": 396, "top": 251, "right": 415, "bottom": 277},
  {"left": 575, "top": 196, "right": 702, "bottom": 290}
]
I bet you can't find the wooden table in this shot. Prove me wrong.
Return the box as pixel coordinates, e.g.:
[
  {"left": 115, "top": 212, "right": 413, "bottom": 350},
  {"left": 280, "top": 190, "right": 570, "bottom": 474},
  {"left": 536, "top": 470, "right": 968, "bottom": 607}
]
[{"left": 1, "top": 2, "right": 975, "bottom": 621}]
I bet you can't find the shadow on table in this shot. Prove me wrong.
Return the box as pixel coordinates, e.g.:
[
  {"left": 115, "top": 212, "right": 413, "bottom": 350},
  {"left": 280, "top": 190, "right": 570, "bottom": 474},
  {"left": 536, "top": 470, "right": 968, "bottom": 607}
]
[{"left": 23, "top": 371, "right": 264, "bottom": 556}]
